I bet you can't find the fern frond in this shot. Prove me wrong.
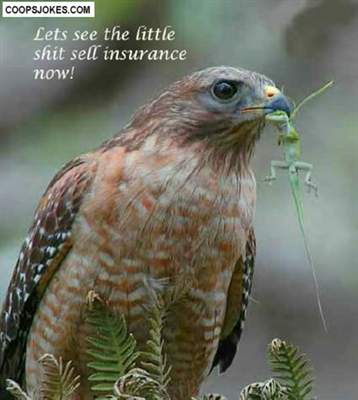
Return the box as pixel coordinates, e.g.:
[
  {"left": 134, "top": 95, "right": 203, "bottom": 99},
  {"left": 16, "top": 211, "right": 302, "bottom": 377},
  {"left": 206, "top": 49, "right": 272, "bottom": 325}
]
[
  {"left": 140, "top": 297, "right": 171, "bottom": 399},
  {"left": 240, "top": 379, "right": 288, "bottom": 400},
  {"left": 192, "top": 394, "right": 228, "bottom": 400},
  {"left": 86, "top": 296, "right": 140, "bottom": 398},
  {"left": 5, "top": 380, "right": 32, "bottom": 400},
  {"left": 39, "top": 354, "right": 80, "bottom": 400},
  {"left": 261, "top": 378, "right": 288, "bottom": 399},
  {"left": 113, "top": 367, "right": 162, "bottom": 400},
  {"left": 268, "top": 339, "right": 314, "bottom": 400},
  {"left": 239, "top": 382, "right": 263, "bottom": 400}
]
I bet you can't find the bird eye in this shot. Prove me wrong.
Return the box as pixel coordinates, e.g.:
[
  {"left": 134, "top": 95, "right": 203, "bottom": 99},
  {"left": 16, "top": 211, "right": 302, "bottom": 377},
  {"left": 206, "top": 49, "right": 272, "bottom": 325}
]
[{"left": 212, "top": 80, "right": 238, "bottom": 101}]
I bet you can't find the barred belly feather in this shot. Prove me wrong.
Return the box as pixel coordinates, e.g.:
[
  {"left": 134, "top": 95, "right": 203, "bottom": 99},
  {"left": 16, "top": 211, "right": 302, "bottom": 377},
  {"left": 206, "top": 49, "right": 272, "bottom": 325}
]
[{"left": 25, "top": 145, "right": 256, "bottom": 400}]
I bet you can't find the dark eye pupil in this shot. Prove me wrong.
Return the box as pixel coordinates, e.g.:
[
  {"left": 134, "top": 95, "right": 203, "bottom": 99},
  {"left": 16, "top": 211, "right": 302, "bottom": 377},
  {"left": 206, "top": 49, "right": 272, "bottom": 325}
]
[{"left": 213, "top": 81, "right": 237, "bottom": 100}]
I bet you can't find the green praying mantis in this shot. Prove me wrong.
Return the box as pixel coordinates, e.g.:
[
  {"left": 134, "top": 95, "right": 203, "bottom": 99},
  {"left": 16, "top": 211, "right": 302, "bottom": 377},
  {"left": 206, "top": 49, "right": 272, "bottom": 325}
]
[{"left": 265, "top": 81, "right": 334, "bottom": 332}]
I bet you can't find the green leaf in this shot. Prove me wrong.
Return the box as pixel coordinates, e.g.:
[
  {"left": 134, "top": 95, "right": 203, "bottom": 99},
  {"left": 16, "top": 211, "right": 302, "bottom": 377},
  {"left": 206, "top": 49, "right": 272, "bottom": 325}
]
[
  {"left": 5, "top": 380, "right": 32, "bottom": 400},
  {"left": 268, "top": 339, "right": 314, "bottom": 400},
  {"left": 38, "top": 354, "right": 80, "bottom": 400},
  {"left": 85, "top": 297, "right": 140, "bottom": 397},
  {"left": 139, "top": 297, "right": 172, "bottom": 399}
]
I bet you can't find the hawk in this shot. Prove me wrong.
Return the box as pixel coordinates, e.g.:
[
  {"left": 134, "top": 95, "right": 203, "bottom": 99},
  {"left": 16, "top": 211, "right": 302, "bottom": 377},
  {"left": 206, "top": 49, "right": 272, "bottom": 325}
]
[{"left": 0, "top": 66, "right": 291, "bottom": 400}]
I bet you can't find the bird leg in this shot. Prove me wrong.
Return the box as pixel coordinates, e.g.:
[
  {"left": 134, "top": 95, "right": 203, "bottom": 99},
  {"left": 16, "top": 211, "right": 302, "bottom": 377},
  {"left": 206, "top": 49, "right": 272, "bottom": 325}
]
[{"left": 264, "top": 160, "right": 289, "bottom": 184}]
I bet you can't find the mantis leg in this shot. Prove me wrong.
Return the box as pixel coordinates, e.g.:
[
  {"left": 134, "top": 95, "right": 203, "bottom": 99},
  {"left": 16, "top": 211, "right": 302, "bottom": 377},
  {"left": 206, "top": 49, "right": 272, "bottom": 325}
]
[
  {"left": 293, "top": 161, "right": 318, "bottom": 196},
  {"left": 264, "top": 160, "right": 289, "bottom": 184}
]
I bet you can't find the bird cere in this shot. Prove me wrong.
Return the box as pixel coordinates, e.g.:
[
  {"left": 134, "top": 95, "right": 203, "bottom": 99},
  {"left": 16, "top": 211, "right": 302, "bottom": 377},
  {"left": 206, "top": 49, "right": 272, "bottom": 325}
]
[{"left": 0, "top": 65, "right": 324, "bottom": 399}]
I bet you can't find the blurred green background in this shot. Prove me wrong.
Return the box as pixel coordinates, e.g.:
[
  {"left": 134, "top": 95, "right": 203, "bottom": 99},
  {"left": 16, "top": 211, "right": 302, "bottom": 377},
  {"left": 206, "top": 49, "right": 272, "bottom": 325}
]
[{"left": 0, "top": 0, "right": 357, "bottom": 398}]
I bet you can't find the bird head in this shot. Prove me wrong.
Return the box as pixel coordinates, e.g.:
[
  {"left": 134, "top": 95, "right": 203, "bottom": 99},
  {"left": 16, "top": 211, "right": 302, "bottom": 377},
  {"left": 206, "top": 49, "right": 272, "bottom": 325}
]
[{"left": 126, "top": 66, "right": 291, "bottom": 171}]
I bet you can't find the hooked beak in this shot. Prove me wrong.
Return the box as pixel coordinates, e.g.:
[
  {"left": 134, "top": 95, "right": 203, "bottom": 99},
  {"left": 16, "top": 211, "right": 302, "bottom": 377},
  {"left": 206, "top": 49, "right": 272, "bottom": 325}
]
[{"left": 242, "top": 85, "right": 292, "bottom": 117}]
